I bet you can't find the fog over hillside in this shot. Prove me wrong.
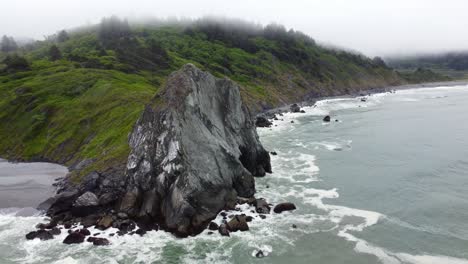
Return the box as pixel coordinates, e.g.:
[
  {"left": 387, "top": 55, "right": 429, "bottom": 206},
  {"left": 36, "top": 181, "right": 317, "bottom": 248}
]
[{"left": 1, "top": 0, "right": 468, "bottom": 56}]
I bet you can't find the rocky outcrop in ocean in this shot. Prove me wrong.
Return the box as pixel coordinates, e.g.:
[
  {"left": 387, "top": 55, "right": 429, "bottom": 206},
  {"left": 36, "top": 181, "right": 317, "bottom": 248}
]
[
  {"left": 36, "top": 64, "right": 272, "bottom": 238},
  {"left": 120, "top": 64, "right": 271, "bottom": 236}
]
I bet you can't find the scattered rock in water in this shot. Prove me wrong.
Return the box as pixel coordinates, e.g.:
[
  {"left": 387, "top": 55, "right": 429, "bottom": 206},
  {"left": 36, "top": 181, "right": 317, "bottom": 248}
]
[
  {"left": 35, "top": 221, "right": 57, "bottom": 230},
  {"left": 63, "top": 232, "right": 86, "bottom": 244},
  {"left": 290, "top": 103, "right": 301, "bottom": 113},
  {"left": 300, "top": 110, "right": 306, "bottom": 113},
  {"left": 254, "top": 198, "right": 271, "bottom": 214},
  {"left": 87, "top": 237, "right": 110, "bottom": 246},
  {"left": 273, "top": 203, "right": 297, "bottom": 213},
  {"left": 93, "top": 232, "right": 100, "bottom": 236},
  {"left": 335, "top": 119, "right": 339, "bottom": 122},
  {"left": 208, "top": 222, "right": 219, "bottom": 231},
  {"left": 255, "top": 116, "right": 273, "bottom": 128},
  {"left": 226, "top": 215, "right": 249, "bottom": 232},
  {"left": 50, "top": 227, "right": 61, "bottom": 235},
  {"left": 292, "top": 224, "right": 297, "bottom": 228},
  {"left": 218, "top": 224, "right": 230, "bottom": 237},
  {"left": 259, "top": 214, "right": 267, "bottom": 219},
  {"left": 237, "top": 197, "right": 256, "bottom": 205},
  {"left": 290, "top": 120, "right": 294, "bottom": 123},
  {"left": 245, "top": 216, "right": 254, "bottom": 222},
  {"left": 323, "top": 115, "right": 331, "bottom": 122},
  {"left": 96, "top": 215, "right": 113, "bottom": 230},
  {"left": 361, "top": 97, "right": 367, "bottom": 102},
  {"left": 255, "top": 250, "right": 265, "bottom": 258},
  {"left": 25, "top": 230, "right": 54, "bottom": 241},
  {"left": 270, "top": 151, "right": 277, "bottom": 156},
  {"left": 135, "top": 228, "right": 146, "bottom": 236},
  {"left": 78, "top": 228, "right": 91, "bottom": 236}
]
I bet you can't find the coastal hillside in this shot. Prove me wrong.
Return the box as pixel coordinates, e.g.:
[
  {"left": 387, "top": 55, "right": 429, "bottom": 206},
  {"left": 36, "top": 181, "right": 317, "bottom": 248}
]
[
  {"left": 0, "top": 17, "right": 447, "bottom": 181},
  {"left": 387, "top": 52, "right": 468, "bottom": 80}
]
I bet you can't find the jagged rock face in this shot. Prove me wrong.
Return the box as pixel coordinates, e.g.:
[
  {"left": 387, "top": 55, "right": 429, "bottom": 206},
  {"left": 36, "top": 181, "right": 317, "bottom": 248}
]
[{"left": 120, "top": 64, "right": 271, "bottom": 236}]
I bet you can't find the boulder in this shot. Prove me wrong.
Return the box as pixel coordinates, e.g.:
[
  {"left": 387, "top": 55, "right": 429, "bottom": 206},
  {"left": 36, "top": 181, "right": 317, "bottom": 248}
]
[
  {"left": 120, "top": 64, "right": 271, "bottom": 237},
  {"left": 96, "top": 215, "right": 113, "bottom": 230},
  {"left": 25, "top": 230, "right": 54, "bottom": 241},
  {"left": 255, "top": 116, "right": 273, "bottom": 128},
  {"left": 270, "top": 151, "right": 277, "bottom": 156},
  {"left": 290, "top": 104, "right": 301, "bottom": 113},
  {"left": 73, "top": 192, "right": 98, "bottom": 207},
  {"left": 218, "top": 224, "right": 230, "bottom": 237},
  {"left": 255, "top": 250, "right": 265, "bottom": 258},
  {"left": 323, "top": 115, "right": 331, "bottom": 122},
  {"left": 273, "top": 203, "right": 297, "bottom": 213},
  {"left": 50, "top": 227, "right": 61, "bottom": 235},
  {"left": 208, "top": 222, "right": 219, "bottom": 231},
  {"left": 254, "top": 199, "right": 270, "bottom": 214},
  {"left": 87, "top": 237, "right": 110, "bottom": 246},
  {"left": 226, "top": 215, "right": 249, "bottom": 232},
  {"left": 63, "top": 232, "right": 85, "bottom": 244}
]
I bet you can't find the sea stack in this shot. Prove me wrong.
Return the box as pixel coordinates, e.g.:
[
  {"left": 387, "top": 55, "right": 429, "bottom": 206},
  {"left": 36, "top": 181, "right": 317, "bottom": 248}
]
[{"left": 120, "top": 64, "right": 271, "bottom": 236}]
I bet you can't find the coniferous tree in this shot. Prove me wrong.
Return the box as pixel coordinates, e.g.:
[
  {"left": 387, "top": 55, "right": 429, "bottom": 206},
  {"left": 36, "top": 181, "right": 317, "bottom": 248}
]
[
  {"left": 57, "top": 30, "right": 69, "bottom": 43},
  {"left": 1, "top": 35, "right": 18, "bottom": 52},
  {"left": 49, "top": 45, "right": 62, "bottom": 61}
]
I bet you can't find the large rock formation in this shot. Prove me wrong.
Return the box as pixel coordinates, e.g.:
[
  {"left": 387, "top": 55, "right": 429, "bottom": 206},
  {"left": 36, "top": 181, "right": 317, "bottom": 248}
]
[{"left": 119, "top": 64, "right": 271, "bottom": 236}]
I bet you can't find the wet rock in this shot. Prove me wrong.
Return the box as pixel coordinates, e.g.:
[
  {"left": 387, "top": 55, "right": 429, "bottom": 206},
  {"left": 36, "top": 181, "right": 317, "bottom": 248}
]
[
  {"left": 98, "top": 193, "right": 117, "bottom": 206},
  {"left": 135, "top": 228, "right": 147, "bottom": 236},
  {"left": 290, "top": 120, "right": 294, "bottom": 123},
  {"left": 218, "top": 224, "right": 230, "bottom": 237},
  {"left": 50, "top": 227, "right": 61, "bottom": 235},
  {"left": 35, "top": 221, "right": 56, "bottom": 230},
  {"left": 255, "top": 116, "right": 273, "bottom": 128},
  {"left": 37, "top": 190, "right": 79, "bottom": 215},
  {"left": 63, "top": 232, "right": 85, "bottom": 244},
  {"left": 121, "top": 64, "right": 271, "bottom": 237},
  {"left": 82, "top": 215, "right": 100, "bottom": 228},
  {"left": 226, "top": 215, "right": 249, "bottom": 232},
  {"left": 254, "top": 199, "right": 270, "bottom": 214},
  {"left": 96, "top": 215, "right": 113, "bottom": 230},
  {"left": 259, "top": 214, "right": 267, "bottom": 219},
  {"left": 77, "top": 228, "right": 91, "bottom": 236},
  {"left": 87, "top": 237, "right": 110, "bottom": 246},
  {"left": 237, "top": 197, "right": 256, "bottom": 205},
  {"left": 117, "top": 212, "right": 128, "bottom": 219},
  {"left": 360, "top": 97, "right": 367, "bottom": 102},
  {"left": 93, "top": 232, "right": 101, "bottom": 236},
  {"left": 273, "top": 203, "right": 297, "bottom": 213},
  {"left": 25, "top": 230, "right": 54, "bottom": 241},
  {"left": 245, "top": 216, "right": 253, "bottom": 222},
  {"left": 300, "top": 110, "right": 306, "bottom": 113},
  {"left": 73, "top": 191, "right": 98, "bottom": 207},
  {"left": 208, "top": 222, "right": 219, "bottom": 231},
  {"left": 292, "top": 224, "right": 297, "bottom": 228},
  {"left": 323, "top": 115, "right": 331, "bottom": 122},
  {"left": 255, "top": 250, "right": 265, "bottom": 258},
  {"left": 290, "top": 103, "right": 301, "bottom": 113},
  {"left": 270, "top": 151, "right": 277, "bottom": 156}
]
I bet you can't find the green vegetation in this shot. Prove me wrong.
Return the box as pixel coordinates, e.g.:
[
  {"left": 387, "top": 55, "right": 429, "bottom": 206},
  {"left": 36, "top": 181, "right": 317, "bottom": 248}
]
[
  {"left": 0, "top": 17, "right": 450, "bottom": 181},
  {"left": 387, "top": 52, "right": 468, "bottom": 80}
]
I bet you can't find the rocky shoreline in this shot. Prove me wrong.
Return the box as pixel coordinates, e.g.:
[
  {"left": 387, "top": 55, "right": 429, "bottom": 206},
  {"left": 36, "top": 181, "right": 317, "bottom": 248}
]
[{"left": 21, "top": 70, "right": 468, "bottom": 245}]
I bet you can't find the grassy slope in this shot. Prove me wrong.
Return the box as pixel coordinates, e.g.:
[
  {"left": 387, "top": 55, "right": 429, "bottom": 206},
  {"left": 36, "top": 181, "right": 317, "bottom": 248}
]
[{"left": 0, "top": 23, "right": 446, "bottom": 181}]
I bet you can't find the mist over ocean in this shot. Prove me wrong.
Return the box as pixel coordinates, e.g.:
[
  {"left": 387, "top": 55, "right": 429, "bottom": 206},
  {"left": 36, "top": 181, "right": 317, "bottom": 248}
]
[{"left": 1, "top": 85, "right": 468, "bottom": 264}]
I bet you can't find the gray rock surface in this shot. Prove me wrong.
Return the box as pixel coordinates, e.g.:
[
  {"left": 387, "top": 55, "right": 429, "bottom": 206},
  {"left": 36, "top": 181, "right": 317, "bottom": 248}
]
[
  {"left": 73, "top": 192, "right": 98, "bottom": 207},
  {"left": 120, "top": 64, "right": 271, "bottom": 236}
]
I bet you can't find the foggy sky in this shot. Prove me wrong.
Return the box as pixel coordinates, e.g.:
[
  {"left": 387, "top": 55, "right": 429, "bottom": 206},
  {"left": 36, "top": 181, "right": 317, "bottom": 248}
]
[{"left": 1, "top": 0, "right": 467, "bottom": 56}]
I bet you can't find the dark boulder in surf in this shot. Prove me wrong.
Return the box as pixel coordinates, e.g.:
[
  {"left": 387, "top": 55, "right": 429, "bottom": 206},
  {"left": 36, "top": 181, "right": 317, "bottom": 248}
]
[
  {"left": 273, "top": 202, "right": 297, "bottom": 213},
  {"left": 323, "top": 115, "right": 331, "bottom": 122}
]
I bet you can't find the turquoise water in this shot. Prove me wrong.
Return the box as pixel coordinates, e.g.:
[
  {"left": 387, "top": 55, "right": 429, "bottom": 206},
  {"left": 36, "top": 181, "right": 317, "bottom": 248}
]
[{"left": 1, "top": 85, "right": 468, "bottom": 263}]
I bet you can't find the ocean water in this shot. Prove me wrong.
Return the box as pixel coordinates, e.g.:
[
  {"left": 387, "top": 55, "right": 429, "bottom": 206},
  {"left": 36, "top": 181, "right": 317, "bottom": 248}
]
[{"left": 1, "top": 85, "right": 468, "bottom": 263}]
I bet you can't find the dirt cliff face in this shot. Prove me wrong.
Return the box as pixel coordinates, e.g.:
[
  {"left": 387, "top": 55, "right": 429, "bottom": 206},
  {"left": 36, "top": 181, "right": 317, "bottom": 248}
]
[{"left": 120, "top": 64, "right": 271, "bottom": 236}]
